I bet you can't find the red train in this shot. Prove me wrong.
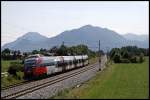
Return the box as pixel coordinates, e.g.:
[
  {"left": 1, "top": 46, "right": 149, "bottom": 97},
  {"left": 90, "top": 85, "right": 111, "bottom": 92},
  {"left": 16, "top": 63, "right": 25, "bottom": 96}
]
[{"left": 24, "top": 54, "right": 89, "bottom": 78}]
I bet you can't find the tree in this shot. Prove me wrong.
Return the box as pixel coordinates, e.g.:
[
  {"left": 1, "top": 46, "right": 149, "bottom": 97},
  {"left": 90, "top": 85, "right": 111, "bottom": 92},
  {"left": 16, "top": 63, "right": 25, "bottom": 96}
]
[
  {"left": 130, "top": 56, "right": 138, "bottom": 63},
  {"left": 40, "top": 48, "right": 47, "bottom": 54},
  {"left": 113, "top": 53, "right": 121, "bottom": 63},
  {"left": 32, "top": 50, "right": 39, "bottom": 54},
  {"left": 110, "top": 48, "right": 120, "bottom": 60},
  {"left": 2, "top": 48, "right": 11, "bottom": 54},
  {"left": 57, "top": 44, "right": 68, "bottom": 56},
  {"left": 1, "top": 48, "right": 12, "bottom": 60},
  {"left": 75, "top": 44, "right": 88, "bottom": 55},
  {"left": 139, "top": 53, "right": 144, "bottom": 63},
  {"left": 13, "top": 51, "right": 17, "bottom": 60},
  {"left": 122, "top": 50, "right": 129, "bottom": 59},
  {"left": 50, "top": 46, "right": 59, "bottom": 55}
]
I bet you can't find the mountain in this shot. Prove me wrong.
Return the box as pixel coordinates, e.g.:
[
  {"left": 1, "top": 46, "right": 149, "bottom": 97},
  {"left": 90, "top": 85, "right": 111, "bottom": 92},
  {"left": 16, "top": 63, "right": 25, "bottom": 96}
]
[
  {"left": 45, "top": 25, "right": 148, "bottom": 51},
  {"left": 2, "top": 25, "right": 149, "bottom": 52},
  {"left": 123, "top": 33, "right": 148, "bottom": 41},
  {"left": 2, "top": 32, "right": 49, "bottom": 52},
  {"left": 46, "top": 25, "right": 128, "bottom": 51}
]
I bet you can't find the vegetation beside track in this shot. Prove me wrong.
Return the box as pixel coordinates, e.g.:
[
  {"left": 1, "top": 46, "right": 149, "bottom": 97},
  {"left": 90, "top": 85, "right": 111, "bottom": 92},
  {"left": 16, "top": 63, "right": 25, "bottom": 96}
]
[
  {"left": 1, "top": 60, "right": 24, "bottom": 88},
  {"left": 1, "top": 57, "right": 97, "bottom": 89},
  {"left": 52, "top": 57, "right": 149, "bottom": 99}
]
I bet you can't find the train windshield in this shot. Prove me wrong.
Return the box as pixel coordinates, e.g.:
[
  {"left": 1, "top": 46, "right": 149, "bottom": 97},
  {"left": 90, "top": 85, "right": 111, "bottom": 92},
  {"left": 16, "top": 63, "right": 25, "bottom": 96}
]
[
  {"left": 27, "top": 55, "right": 39, "bottom": 59},
  {"left": 24, "top": 60, "right": 36, "bottom": 67}
]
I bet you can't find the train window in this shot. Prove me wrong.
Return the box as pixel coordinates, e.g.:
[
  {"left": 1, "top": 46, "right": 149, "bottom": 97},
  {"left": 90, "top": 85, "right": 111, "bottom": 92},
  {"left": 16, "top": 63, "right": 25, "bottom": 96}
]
[
  {"left": 57, "top": 61, "right": 65, "bottom": 67},
  {"left": 57, "top": 62, "right": 61, "bottom": 67},
  {"left": 79, "top": 59, "right": 81, "bottom": 63},
  {"left": 75, "top": 60, "right": 78, "bottom": 64},
  {"left": 39, "top": 62, "right": 55, "bottom": 67},
  {"left": 78, "top": 60, "right": 80, "bottom": 63},
  {"left": 73, "top": 60, "right": 76, "bottom": 64},
  {"left": 83, "top": 59, "right": 85, "bottom": 62},
  {"left": 64, "top": 62, "right": 68, "bottom": 66},
  {"left": 24, "top": 63, "right": 36, "bottom": 67},
  {"left": 69, "top": 61, "right": 72, "bottom": 65}
]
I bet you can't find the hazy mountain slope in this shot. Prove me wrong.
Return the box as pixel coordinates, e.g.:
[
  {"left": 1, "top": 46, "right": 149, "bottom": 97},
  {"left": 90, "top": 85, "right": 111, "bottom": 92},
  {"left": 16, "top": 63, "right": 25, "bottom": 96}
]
[
  {"left": 2, "top": 25, "right": 149, "bottom": 52},
  {"left": 2, "top": 32, "right": 49, "bottom": 52},
  {"left": 123, "top": 33, "right": 148, "bottom": 41}
]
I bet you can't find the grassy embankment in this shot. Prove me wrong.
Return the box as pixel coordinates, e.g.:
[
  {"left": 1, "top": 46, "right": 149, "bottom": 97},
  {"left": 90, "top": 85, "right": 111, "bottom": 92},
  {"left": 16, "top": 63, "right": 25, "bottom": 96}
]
[
  {"left": 88, "top": 56, "right": 98, "bottom": 65},
  {"left": 1, "top": 60, "right": 22, "bottom": 72},
  {"left": 52, "top": 57, "right": 149, "bottom": 99}
]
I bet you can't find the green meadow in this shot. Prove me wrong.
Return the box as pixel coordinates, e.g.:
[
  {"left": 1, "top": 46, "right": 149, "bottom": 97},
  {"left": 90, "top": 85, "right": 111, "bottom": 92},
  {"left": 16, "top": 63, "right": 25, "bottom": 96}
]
[{"left": 53, "top": 57, "right": 149, "bottom": 99}]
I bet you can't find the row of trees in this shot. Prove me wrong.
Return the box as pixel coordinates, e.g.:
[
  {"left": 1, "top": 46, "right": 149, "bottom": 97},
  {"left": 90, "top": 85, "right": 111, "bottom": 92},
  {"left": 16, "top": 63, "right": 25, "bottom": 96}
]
[
  {"left": 109, "top": 46, "right": 149, "bottom": 63},
  {"left": 31, "top": 44, "right": 98, "bottom": 58},
  {"left": 1, "top": 44, "right": 101, "bottom": 60},
  {"left": 1, "top": 49, "right": 24, "bottom": 60}
]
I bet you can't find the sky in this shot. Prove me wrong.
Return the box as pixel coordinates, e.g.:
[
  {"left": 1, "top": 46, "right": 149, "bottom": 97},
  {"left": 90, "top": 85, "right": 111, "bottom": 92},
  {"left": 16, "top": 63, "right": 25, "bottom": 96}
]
[{"left": 1, "top": 1, "right": 149, "bottom": 46}]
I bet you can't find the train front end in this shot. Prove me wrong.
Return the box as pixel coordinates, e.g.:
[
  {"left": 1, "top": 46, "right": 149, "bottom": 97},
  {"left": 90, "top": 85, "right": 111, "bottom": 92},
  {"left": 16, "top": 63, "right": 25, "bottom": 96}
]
[
  {"left": 24, "top": 54, "right": 45, "bottom": 78},
  {"left": 24, "top": 54, "right": 57, "bottom": 78},
  {"left": 24, "top": 57, "right": 37, "bottom": 78}
]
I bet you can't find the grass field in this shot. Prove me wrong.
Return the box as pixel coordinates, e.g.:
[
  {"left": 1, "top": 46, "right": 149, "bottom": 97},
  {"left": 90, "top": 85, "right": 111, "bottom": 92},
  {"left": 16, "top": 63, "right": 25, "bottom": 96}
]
[
  {"left": 52, "top": 57, "right": 149, "bottom": 99},
  {"left": 1, "top": 60, "right": 22, "bottom": 72}
]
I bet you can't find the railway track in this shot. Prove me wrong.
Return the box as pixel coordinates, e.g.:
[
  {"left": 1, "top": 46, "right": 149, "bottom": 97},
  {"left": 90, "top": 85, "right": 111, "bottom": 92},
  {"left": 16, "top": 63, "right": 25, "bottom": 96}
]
[
  {"left": 1, "top": 63, "right": 95, "bottom": 91},
  {"left": 1, "top": 81, "right": 30, "bottom": 90},
  {"left": 1, "top": 62, "right": 99, "bottom": 99}
]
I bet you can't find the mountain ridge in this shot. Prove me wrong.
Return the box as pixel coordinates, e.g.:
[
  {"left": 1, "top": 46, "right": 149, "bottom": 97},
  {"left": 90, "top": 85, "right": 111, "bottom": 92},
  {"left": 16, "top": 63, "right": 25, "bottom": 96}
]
[
  {"left": 2, "top": 25, "right": 149, "bottom": 52},
  {"left": 123, "top": 33, "right": 148, "bottom": 41}
]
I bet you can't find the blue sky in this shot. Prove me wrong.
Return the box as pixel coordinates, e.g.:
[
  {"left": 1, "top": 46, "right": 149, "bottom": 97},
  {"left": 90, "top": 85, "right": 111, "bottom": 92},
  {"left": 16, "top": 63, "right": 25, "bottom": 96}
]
[{"left": 1, "top": 1, "right": 149, "bottom": 46}]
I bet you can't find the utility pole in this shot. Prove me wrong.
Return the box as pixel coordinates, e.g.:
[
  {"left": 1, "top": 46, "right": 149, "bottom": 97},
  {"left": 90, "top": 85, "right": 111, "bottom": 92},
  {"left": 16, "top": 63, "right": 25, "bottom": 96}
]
[
  {"left": 61, "top": 41, "right": 65, "bottom": 56},
  {"left": 62, "top": 41, "right": 64, "bottom": 46},
  {"left": 99, "top": 40, "right": 101, "bottom": 71},
  {"left": 106, "top": 46, "right": 109, "bottom": 58}
]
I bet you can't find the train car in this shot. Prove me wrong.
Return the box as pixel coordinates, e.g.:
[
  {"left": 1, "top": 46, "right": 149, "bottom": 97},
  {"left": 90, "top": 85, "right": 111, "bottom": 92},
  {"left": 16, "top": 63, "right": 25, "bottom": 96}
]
[{"left": 24, "top": 54, "right": 89, "bottom": 78}]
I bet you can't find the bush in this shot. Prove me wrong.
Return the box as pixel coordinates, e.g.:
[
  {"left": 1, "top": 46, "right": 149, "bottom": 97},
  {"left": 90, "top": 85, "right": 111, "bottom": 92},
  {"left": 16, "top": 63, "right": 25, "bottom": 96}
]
[
  {"left": 122, "top": 51, "right": 129, "bottom": 59},
  {"left": 7, "top": 75, "right": 14, "bottom": 82},
  {"left": 120, "top": 59, "right": 130, "bottom": 63},
  {"left": 8, "top": 62, "right": 23, "bottom": 76},
  {"left": 130, "top": 56, "right": 139, "bottom": 63},
  {"left": 113, "top": 53, "right": 121, "bottom": 63},
  {"left": 16, "top": 71, "right": 24, "bottom": 80},
  {"left": 139, "top": 53, "right": 144, "bottom": 63}
]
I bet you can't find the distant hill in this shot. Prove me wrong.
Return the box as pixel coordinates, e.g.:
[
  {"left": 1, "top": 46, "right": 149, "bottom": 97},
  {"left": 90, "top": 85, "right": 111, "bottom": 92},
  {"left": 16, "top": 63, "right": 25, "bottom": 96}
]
[
  {"left": 123, "top": 33, "right": 148, "bottom": 41},
  {"left": 2, "top": 32, "right": 49, "bottom": 52},
  {"left": 2, "top": 25, "right": 149, "bottom": 52}
]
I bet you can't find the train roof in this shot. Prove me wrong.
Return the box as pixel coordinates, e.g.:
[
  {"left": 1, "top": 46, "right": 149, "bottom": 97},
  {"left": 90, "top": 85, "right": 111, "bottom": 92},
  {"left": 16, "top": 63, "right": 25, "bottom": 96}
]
[
  {"left": 25, "top": 55, "right": 88, "bottom": 62},
  {"left": 63, "top": 56, "right": 75, "bottom": 61},
  {"left": 27, "top": 54, "right": 43, "bottom": 58}
]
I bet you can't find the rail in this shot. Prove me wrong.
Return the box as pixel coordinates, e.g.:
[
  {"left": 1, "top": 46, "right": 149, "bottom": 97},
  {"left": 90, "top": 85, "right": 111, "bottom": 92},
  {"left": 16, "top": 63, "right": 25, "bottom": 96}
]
[{"left": 1, "top": 63, "right": 98, "bottom": 99}]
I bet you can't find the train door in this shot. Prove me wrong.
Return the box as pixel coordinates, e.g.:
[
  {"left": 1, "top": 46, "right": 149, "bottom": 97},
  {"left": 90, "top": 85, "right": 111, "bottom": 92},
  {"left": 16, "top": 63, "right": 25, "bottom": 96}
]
[{"left": 46, "top": 63, "right": 55, "bottom": 75}]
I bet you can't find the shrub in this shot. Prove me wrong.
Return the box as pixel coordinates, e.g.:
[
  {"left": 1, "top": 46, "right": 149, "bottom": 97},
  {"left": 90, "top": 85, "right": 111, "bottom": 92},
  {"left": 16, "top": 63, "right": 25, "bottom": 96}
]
[
  {"left": 16, "top": 71, "right": 24, "bottom": 80},
  {"left": 130, "top": 56, "right": 139, "bottom": 63},
  {"left": 8, "top": 62, "right": 23, "bottom": 76},
  {"left": 120, "top": 59, "right": 130, "bottom": 63},
  {"left": 113, "top": 53, "right": 121, "bottom": 63},
  {"left": 139, "top": 53, "right": 144, "bottom": 63},
  {"left": 122, "top": 51, "right": 129, "bottom": 59},
  {"left": 7, "top": 75, "right": 14, "bottom": 82}
]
